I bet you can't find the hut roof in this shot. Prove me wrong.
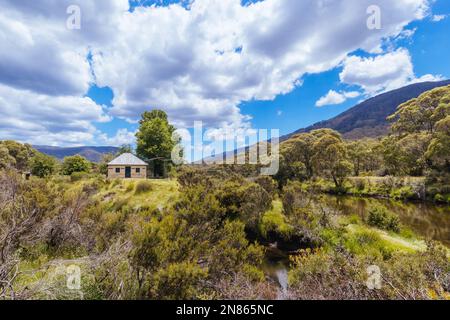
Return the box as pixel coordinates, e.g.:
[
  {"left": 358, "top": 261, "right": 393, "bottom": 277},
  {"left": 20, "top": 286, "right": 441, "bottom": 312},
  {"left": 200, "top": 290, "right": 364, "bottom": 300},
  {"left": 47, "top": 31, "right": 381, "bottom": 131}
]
[{"left": 108, "top": 153, "right": 148, "bottom": 166}]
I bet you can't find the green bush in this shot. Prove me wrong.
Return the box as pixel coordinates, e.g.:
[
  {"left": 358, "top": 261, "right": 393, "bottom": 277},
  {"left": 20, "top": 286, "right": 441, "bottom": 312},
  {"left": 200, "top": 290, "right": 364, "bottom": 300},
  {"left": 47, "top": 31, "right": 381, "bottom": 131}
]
[
  {"left": 434, "top": 193, "right": 445, "bottom": 202},
  {"left": 390, "top": 186, "right": 417, "bottom": 200},
  {"left": 259, "top": 202, "right": 293, "bottom": 239},
  {"left": 216, "top": 181, "right": 271, "bottom": 229},
  {"left": 254, "top": 176, "right": 278, "bottom": 197},
  {"left": 62, "top": 155, "right": 91, "bottom": 175},
  {"left": 367, "top": 206, "right": 400, "bottom": 233},
  {"left": 30, "top": 153, "right": 58, "bottom": 177},
  {"left": 134, "top": 180, "right": 153, "bottom": 194}
]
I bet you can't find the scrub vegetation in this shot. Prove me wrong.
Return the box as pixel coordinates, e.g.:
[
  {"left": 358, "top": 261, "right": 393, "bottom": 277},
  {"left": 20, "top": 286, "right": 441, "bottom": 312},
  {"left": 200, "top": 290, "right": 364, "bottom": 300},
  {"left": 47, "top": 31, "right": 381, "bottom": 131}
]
[{"left": 0, "top": 87, "right": 449, "bottom": 300}]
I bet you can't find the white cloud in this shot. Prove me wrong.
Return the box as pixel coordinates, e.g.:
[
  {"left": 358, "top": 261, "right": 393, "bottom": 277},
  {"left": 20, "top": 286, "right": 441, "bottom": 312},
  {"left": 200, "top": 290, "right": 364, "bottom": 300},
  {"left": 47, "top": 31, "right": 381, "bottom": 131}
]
[
  {"left": 432, "top": 14, "right": 447, "bottom": 22},
  {"left": 316, "top": 90, "right": 361, "bottom": 107},
  {"left": 339, "top": 48, "right": 443, "bottom": 95},
  {"left": 91, "top": 0, "right": 431, "bottom": 127},
  {"left": 0, "top": 84, "right": 110, "bottom": 146},
  {"left": 96, "top": 128, "right": 137, "bottom": 146},
  {"left": 0, "top": 0, "right": 129, "bottom": 96},
  {"left": 0, "top": 0, "right": 434, "bottom": 145}
]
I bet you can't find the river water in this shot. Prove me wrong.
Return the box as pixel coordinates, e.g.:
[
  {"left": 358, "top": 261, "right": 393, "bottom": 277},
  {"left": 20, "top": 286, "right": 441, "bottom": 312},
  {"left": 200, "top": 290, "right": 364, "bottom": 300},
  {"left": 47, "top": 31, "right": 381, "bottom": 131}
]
[
  {"left": 320, "top": 195, "right": 450, "bottom": 246},
  {"left": 263, "top": 195, "right": 450, "bottom": 291}
]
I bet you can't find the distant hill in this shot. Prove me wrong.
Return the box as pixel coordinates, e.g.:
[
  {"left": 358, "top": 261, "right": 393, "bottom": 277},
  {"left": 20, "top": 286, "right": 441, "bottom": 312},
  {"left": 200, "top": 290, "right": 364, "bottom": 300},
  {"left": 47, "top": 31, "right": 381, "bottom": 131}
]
[
  {"left": 282, "top": 80, "right": 450, "bottom": 141},
  {"left": 34, "top": 145, "right": 119, "bottom": 162}
]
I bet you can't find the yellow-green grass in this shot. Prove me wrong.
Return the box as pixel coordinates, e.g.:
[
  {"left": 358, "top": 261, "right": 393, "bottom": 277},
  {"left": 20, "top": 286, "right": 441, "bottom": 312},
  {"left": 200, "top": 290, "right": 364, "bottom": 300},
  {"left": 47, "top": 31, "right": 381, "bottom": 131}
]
[
  {"left": 259, "top": 200, "right": 294, "bottom": 237},
  {"left": 52, "top": 176, "right": 180, "bottom": 213},
  {"left": 345, "top": 224, "right": 426, "bottom": 254},
  {"left": 96, "top": 179, "right": 180, "bottom": 212},
  {"left": 348, "top": 176, "right": 426, "bottom": 184}
]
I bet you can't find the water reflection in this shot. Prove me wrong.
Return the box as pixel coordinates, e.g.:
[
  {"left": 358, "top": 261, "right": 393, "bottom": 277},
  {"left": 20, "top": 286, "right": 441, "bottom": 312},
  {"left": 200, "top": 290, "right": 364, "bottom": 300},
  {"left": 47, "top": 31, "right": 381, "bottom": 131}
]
[{"left": 320, "top": 195, "right": 450, "bottom": 246}]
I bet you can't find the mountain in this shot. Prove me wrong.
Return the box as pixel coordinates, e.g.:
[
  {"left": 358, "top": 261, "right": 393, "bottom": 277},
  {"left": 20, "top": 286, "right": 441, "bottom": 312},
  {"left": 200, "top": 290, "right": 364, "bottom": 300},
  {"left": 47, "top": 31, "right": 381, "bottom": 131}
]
[
  {"left": 282, "top": 80, "right": 450, "bottom": 141},
  {"left": 34, "top": 145, "right": 119, "bottom": 162}
]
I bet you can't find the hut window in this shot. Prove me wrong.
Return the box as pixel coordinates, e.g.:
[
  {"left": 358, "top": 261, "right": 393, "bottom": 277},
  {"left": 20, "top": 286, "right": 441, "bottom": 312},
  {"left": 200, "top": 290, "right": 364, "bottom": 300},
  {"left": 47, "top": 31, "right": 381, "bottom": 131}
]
[
  {"left": 115, "top": 168, "right": 120, "bottom": 173},
  {"left": 136, "top": 168, "right": 140, "bottom": 173}
]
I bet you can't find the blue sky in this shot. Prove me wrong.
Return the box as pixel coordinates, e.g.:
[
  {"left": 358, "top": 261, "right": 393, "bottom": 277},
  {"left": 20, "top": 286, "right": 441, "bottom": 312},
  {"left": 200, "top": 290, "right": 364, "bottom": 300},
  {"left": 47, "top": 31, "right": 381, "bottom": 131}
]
[{"left": 0, "top": 0, "right": 449, "bottom": 153}]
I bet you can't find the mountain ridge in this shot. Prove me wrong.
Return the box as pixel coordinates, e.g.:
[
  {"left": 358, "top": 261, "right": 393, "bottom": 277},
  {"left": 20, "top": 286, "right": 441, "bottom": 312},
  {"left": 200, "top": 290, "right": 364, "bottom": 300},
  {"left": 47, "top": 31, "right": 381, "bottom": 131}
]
[
  {"left": 34, "top": 145, "right": 119, "bottom": 162},
  {"left": 281, "top": 79, "right": 450, "bottom": 141}
]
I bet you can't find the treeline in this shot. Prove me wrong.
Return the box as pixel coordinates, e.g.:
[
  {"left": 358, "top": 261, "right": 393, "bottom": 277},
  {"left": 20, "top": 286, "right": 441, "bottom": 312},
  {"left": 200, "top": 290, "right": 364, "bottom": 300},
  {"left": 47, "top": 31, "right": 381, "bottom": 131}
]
[
  {"left": 0, "top": 140, "right": 134, "bottom": 178},
  {"left": 276, "top": 85, "right": 450, "bottom": 201},
  {"left": 0, "top": 110, "right": 179, "bottom": 179}
]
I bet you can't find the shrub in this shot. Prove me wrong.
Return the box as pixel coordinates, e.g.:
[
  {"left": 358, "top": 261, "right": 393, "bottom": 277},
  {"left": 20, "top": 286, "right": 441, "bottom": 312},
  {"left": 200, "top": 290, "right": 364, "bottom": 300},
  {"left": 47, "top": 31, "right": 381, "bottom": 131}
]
[
  {"left": 62, "top": 155, "right": 91, "bottom": 175},
  {"left": 390, "top": 186, "right": 417, "bottom": 200},
  {"left": 434, "top": 193, "right": 445, "bottom": 203},
  {"left": 367, "top": 206, "right": 400, "bottom": 233},
  {"left": 30, "top": 153, "right": 58, "bottom": 177},
  {"left": 254, "top": 176, "right": 278, "bottom": 197},
  {"left": 134, "top": 180, "right": 153, "bottom": 195},
  {"left": 152, "top": 262, "right": 207, "bottom": 299},
  {"left": 112, "top": 197, "right": 130, "bottom": 211},
  {"left": 216, "top": 181, "right": 271, "bottom": 229}
]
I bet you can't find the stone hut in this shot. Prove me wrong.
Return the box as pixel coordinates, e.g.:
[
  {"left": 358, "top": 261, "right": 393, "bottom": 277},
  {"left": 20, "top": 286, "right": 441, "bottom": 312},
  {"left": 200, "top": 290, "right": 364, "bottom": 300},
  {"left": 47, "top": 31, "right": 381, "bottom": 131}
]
[{"left": 107, "top": 153, "right": 148, "bottom": 179}]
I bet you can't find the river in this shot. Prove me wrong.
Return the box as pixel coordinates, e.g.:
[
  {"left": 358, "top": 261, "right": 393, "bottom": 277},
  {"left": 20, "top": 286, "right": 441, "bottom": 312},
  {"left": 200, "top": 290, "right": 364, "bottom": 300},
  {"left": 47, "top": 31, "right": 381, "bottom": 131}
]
[{"left": 263, "top": 195, "right": 450, "bottom": 291}]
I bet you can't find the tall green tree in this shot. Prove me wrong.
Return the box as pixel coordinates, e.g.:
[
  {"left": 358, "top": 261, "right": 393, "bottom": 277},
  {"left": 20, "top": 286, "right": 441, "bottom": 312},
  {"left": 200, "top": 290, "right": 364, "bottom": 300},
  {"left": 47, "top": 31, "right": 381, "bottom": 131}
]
[
  {"left": 136, "top": 110, "right": 178, "bottom": 177},
  {"left": 281, "top": 132, "right": 316, "bottom": 179},
  {"left": 311, "top": 131, "right": 352, "bottom": 189},
  {"left": 382, "top": 133, "right": 431, "bottom": 176},
  {"left": 30, "top": 153, "right": 58, "bottom": 177},
  {"left": 347, "top": 139, "right": 383, "bottom": 176},
  {"left": 0, "top": 140, "right": 36, "bottom": 171},
  {"left": 61, "top": 155, "right": 91, "bottom": 175},
  {"left": 388, "top": 85, "right": 450, "bottom": 135},
  {"left": 426, "top": 115, "right": 450, "bottom": 170},
  {"left": 385, "top": 85, "right": 450, "bottom": 176}
]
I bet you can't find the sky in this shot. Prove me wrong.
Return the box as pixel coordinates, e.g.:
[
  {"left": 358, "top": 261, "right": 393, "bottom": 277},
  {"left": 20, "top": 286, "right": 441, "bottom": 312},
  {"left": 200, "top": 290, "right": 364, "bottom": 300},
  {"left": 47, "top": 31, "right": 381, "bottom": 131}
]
[{"left": 0, "top": 0, "right": 449, "bottom": 158}]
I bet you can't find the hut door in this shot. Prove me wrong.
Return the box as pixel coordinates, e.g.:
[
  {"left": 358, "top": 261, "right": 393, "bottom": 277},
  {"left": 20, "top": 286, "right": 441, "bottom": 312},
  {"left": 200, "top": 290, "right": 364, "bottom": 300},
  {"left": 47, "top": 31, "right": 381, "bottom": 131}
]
[{"left": 125, "top": 166, "right": 131, "bottom": 178}]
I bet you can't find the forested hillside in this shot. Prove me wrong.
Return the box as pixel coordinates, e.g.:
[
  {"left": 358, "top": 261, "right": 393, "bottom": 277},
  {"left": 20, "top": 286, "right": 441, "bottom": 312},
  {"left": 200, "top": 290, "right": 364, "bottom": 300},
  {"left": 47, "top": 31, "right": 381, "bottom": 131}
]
[{"left": 284, "top": 80, "right": 450, "bottom": 140}]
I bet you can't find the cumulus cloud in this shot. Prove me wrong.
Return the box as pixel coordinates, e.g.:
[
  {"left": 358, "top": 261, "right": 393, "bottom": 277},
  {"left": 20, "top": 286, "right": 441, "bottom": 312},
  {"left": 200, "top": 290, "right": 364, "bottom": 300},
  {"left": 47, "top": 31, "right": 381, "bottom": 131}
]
[
  {"left": 0, "top": 0, "right": 435, "bottom": 145},
  {"left": 91, "top": 0, "right": 431, "bottom": 127},
  {"left": 0, "top": 0, "right": 128, "bottom": 96},
  {"left": 316, "top": 90, "right": 361, "bottom": 107},
  {"left": 339, "top": 48, "right": 443, "bottom": 94},
  {"left": 0, "top": 84, "right": 110, "bottom": 146},
  {"left": 96, "top": 128, "right": 137, "bottom": 146}
]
